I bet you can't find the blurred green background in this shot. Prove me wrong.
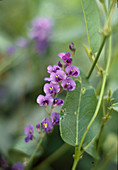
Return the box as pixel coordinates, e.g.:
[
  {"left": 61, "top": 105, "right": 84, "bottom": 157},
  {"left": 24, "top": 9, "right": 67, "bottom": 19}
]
[{"left": 0, "top": 0, "right": 118, "bottom": 169}]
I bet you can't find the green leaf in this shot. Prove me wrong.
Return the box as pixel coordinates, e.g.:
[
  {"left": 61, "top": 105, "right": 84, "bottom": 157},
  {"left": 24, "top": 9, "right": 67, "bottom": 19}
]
[
  {"left": 60, "top": 79, "right": 101, "bottom": 147},
  {"left": 84, "top": 137, "right": 99, "bottom": 160},
  {"left": 110, "top": 88, "right": 118, "bottom": 112},
  {"left": 80, "top": 0, "right": 101, "bottom": 53}
]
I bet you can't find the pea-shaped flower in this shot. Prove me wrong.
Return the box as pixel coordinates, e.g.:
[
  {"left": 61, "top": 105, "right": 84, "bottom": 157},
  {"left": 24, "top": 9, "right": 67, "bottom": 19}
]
[
  {"left": 58, "top": 52, "right": 72, "bottom": 66},
  {"left": 41, "top": 118, "right": 53, "bottom": 133},
  {"left": 44, "top": 82, "right": 60, "bottom": 95},
  {"left": 47, "top": 65, "right": 61, "bottom": 73},
  {"left": 37, "top": 95, "right": 53, "bottom": 106},
  {"left": 53, "top": 98, "right": 64, "bottom": 106},
  {"left": 61, "top": 77, "right": 76, "bottom": 91},
  {"left": 66, "top": 66, "right": 80, "bottom": 77},
  {"left": 50, "top": 112, "right": 60, "bottom": 125},
  {"left": 24, "top": 125, "right": 34, "bottom": 143},
  {"left": 50, "top": 70, "right": 67, "bottom": 84}
]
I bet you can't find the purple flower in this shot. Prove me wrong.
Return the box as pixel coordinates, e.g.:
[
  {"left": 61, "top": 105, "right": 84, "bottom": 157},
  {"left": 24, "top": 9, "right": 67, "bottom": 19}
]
[
  {"left": 0, "top": 156, "right": 8, "bottom": 169},
  {"left": 66, "top": 66, "right": 80, "bottom": 77},
  {"left": 50, "top": 70, "right": 67, "bottom": 84},
  {"left": 69, "top": 42, "right": 76, "bottom": 52},
  {"left": 58, "top": 52, "right": 72, "bottom": 65},
  {"left": 53, "top": 98, "right": 64, "bottom": 106},
  {"left": 57, "top": 61, "right": 62, "bottom": 67},
  {"left": 12, "top": 162, "right": 24, "bottom": 170},
  {"left": 6, "top": 45, "right": 16, "bottom": 55},
  {"left": 36, "top": 123, "right": 40, "bottom": 132},
  {"left": 16, "top": 37, "right": 28, "bottom": 48},
  {"left": 37, "top": 95, "right": 53, "bottom": 106},
  {"left": 30, "top": 17, "right": 52, "bottom": 41},
  {"left": 47, "top": 65, "right": 61, "bottom": 73},
  {"left": 50, "top": 112, "right": 60, "bottom": 125},
  {"left": 61, "top": 77, "right": 76, "bottom": 91},
  {"left": 44, "top": 82, "right": 60, "bottom": 95},
  {"left": 41, "top": 118, "right": 53, "bottom": 133},
  {"left": 24, "top": 125, "right": 34, "bottom": 143}
]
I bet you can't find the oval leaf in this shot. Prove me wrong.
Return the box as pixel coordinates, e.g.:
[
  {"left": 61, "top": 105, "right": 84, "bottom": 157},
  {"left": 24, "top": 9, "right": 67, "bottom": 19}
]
[{"left": 60, "top": 79, "right": 101, "bottom": 147}]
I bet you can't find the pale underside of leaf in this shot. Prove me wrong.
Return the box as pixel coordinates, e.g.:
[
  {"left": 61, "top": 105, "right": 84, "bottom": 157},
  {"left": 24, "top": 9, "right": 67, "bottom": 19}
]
[{"left": 60, "top": 79, "right": 101, "bottom": 147}]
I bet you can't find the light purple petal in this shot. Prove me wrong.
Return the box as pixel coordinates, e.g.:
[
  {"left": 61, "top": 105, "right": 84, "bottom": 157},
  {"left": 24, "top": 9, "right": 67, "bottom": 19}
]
[{"left": 58, "top": 52, "right": 65, "bottom": 59}]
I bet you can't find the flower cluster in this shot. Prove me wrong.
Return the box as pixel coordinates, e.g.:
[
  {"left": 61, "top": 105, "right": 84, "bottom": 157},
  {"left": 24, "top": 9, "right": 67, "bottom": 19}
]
[
  {"left": 24, "top": 43, "right": 80, "bottom": 142},
  {"left": 6, "top": 17, "right": 53, "bottom": 56},
  {"left": 29, "top": 17, "right": 53, "bottom": 54}
]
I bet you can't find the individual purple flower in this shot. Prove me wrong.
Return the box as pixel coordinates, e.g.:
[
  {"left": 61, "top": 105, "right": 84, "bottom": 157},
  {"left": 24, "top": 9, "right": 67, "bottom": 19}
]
[
  {"left": 44, "top": 82, "right": 60, "bottom": 95},
  {"left": 36, "top": 123, "right": 40, "bottom": 133},
  {"left": 16, "top": 37, "right": 28, "bottom": 48},
  {"left": 66, "top": 66, "right": 80, "bottom": 77},
  {"left": 61, "top": 77, "right": 76, "bottom": 91},
  {"left": 69, "top": 42, "right": 76, "bottom": 52},
  {"left": 37, "top": 95, "right": 53, "bottom": 106},
  {"left": 12, "top": 162, "right": 24, "bottom": 170},
  {"left": 50, "top": 70, "right": 67, "bottom": 84},
  {"left": 6, "top": 45, "right": 16, "bottom": 55},
  {"left": 41, "top": 118, "right": 53, "bottom": 133},
  {"left": 58, "top": 61, "right": 62, "bottom": 67},
  {"left": 58, "top": 52, "right": 72, "bottom": 65},
  {"left": 50, "top": 112, "right": 60, "bottom": 125},
  {"left": 47, "top": 65, "right": 61, "bottom": 73},
  {"left": 53, "top": 98, "right": 64, "bottom": 106},
  {"left": 0, "top": 156, "right": 8, "bottom": 169},
  {"left": 62, "top": 56, "right": 72, "bottom": 66},
  {"left": 24, "top": 125, "right": 34, "bottom": 143}
]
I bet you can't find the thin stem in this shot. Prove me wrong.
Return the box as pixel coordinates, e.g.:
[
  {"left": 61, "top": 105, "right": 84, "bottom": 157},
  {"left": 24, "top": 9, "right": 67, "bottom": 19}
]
[
  {"left": 87, "top": 36, "right": 106, "bottom": 79},
  {"left": 92, "top": 35, "right": 112, "bottom": 170},
  {"left": 26, "top": 133, "right": 46, "bottom": 169},
  {"left": 72, "top": 35, "right": 112, "bottom": 170},
  {"left": 34, "top": 143, "right": 70, "bottom": 170},
  {"left": 72, "top": 147, "right": 79, "bottom": 170}
]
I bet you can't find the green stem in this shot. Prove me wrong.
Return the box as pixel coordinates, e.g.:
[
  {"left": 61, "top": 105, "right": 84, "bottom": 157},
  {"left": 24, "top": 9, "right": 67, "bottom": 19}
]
[
  {"left": 87, "top": 36, "right": 106, "bottom": 79},
  {"left": 34, "top": 143, "right": 70, "bottom": 170},
  {"left": 72, "top": 35, "right": 112, "bottom": 170},
  {"left": 26, "top": 134, "right": 46, "bottom": 169},
  {"left": 92, "top": 35, "right": 112, "bottom": 170},
  {"left": 72, "top": 147, "right": 79, "bottom": 170}
]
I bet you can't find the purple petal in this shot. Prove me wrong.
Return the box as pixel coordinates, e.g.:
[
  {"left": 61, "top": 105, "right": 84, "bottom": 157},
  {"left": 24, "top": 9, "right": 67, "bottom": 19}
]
[{"left": 58, "top": 52, "right": 65, "bottom": 59}]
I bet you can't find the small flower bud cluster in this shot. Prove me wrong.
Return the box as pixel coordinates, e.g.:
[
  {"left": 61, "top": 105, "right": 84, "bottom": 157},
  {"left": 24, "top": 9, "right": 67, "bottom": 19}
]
[{"left": 24, "top": 43, "right": 80, "bottom": 142}]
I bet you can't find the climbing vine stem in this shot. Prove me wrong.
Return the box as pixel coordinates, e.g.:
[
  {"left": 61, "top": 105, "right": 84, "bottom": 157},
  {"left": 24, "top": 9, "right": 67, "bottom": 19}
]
[{"left": 72, "top": 35, "right": 112, "bottom": 170}]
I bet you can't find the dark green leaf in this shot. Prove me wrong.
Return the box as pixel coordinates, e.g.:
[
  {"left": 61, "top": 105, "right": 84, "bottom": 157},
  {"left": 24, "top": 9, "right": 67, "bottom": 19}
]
[
  {"left": 60, "top": 79, "right": 101, "bottom": 147},
  {"left": 80, "top": 0, "right": 101, "bottom": 53}
]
